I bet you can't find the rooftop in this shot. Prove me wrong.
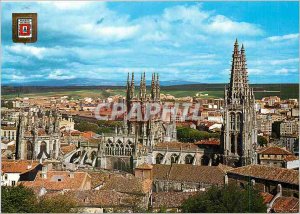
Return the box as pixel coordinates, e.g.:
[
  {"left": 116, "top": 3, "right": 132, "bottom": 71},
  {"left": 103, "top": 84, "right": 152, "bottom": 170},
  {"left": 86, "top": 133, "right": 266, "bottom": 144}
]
[
  {"left": 228, "top": 165, "right": 299, "bottom": 185},
  {"left": 21, "top": 170, "right": 90, "bottom": 191},
  {"left": 153, "top": 164, "right": 225, "bottom": 185},
  {"left": 1, "top": 160, "right": 41, "bottom": 174},
  {"left": 258, "top": 146, "right": 292, "bottom": 155}
]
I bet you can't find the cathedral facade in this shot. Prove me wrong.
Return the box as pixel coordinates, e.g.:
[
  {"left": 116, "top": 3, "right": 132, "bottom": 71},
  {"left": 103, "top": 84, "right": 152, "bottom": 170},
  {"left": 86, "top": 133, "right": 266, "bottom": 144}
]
[
  {"left": 221, "top": 40, "right": 258, "bottom": 167},
  {"left": 16, "top": 109, "right": 61, "bottom": 160},
  {"left": 97, "top": 72, "right": 177, "bottom": 170}
]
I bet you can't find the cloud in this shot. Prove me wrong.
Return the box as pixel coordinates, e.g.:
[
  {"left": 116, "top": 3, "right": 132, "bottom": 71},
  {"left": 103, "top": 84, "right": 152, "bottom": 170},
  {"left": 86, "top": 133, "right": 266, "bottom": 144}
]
[
  {"left": 48, "top": 69, "right": 75, "bottom": 80},
  {"left": 7, "top": 44, "right": 48, "bottom": 59},
  {"left": 266, "top": 33, "right": 299, "bottom": 42},
  {"left": 80, "top": 24, "right": 140, "bottom": 41},
  {"left": 1, "top": 2, "right": 298, "bottom": 84},
  {"left": 207, "top": 15, "right": 263, "bottom": 36},
  {"left": 269, "top": 58, "right": 299, "bottom": 65},
  {"left": 274, "top": 68, "right": 298, "bottom": 75}
]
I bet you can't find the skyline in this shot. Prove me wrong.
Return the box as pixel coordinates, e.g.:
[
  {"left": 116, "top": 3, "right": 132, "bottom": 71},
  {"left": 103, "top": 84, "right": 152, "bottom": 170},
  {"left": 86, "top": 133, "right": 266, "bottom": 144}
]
[{"left": 1, "top": 1, "right": 299, "bottom": 86}]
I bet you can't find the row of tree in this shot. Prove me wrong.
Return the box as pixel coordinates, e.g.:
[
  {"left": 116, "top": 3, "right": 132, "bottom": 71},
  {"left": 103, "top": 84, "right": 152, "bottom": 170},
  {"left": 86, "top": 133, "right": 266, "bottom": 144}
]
[
  {"left": 177, "top": 126, "right": 220, "bottom": 142},
  {"left": 74, "top": 120, "right": 123, "bottom": 134},
  {"left": 1, "top": 185, "right": 76, "bottom": 213}
]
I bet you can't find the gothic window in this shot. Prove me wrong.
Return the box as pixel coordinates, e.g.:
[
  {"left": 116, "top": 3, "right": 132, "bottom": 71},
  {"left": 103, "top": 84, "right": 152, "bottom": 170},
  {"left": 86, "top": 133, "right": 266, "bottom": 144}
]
[
  {"left": 156, "top": 153, "right": 164, "bottom": 164},
  {"left": 52, "top": 140, "right": 57, "bottom": 157},
  {"left": 231, "top": 134, "right": 235, "bottom": 154},
  {"left": 26, "top": 141, "right": 33, "bottom": 160},
  {"left": 236, "top": 113, "right": 242, "bottom": 130},
  {"left": 185, "top": 154, "right": 194, "bottom": 164},
  {"left": 105, "top": 144, "right": 109, "bottom": 155},
  {"left": 201, "top": 155, "right": 210, "bottom": 166},
  {"left": 125, "top": 144, "right": 129, "bottom": 156},
  {"left": 115, "top": 144, "right": 120, "bottom": 156},
  {"left": 40, "top": 142, "right": 47, "bottom": 154},
  {"left": 120, "top": 144, "right": 124, "bottom": 156},
  {"left": 230, "top": 113, "right": 235, "bottom": 130},
  {"left": 170, "top": 154, "right": 179, "bottom": 164},
  {"left": 91, "top": 151, "right": 97, "bottom": 160}
]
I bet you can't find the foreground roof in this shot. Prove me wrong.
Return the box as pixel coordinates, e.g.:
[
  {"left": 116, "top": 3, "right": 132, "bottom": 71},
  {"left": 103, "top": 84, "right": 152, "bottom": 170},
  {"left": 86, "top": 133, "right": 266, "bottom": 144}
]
[
  {"left": 228, "top": 165, "right": 299, "bottom": 185},
  {"left": 153, "top": 164, "right": 225, "bottom": 185},
  {"left": 258, "top": 146, "right": 292, "bottom": 155},
  {"left": 21, "top": 171, "right": 90, "bottom": 191},
  {"left": 152, "top": 192, "right": 197, "bottom": 209},
  {"left": 1, "top": 160, "right": 41, "bottom": 174}
]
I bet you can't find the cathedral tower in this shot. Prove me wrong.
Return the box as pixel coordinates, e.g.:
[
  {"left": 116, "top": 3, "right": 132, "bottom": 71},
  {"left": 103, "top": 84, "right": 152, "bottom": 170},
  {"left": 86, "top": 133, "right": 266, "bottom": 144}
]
[{"left": 222, "top": 39, "right": 257, "bottom": 167}]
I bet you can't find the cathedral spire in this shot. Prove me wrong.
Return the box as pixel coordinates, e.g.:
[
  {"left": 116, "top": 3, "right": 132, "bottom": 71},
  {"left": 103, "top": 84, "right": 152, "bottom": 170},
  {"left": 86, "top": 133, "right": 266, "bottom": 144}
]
[
  {"left": 139, "top": 72, "right": 147, "bottom": 100},
  {"left": 130, "top": 72, "right": 135, "bottom": 99},
  {"left": 126, "top": 72, "right": 130, "bottom": 101},
  {"left": 228, "top": 39, "right": 250, "bottom": 104},
  {"left": 156, "top": 73, "right": 160, "bottom": 101},
  {"left": 151, "top": 73, "right": 156, "bottom": 100}
]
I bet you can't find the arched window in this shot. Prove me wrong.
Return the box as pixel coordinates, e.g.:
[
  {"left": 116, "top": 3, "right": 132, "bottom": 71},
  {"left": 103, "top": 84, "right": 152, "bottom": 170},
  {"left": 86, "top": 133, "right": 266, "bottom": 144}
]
[
  {"left": 201, "top": 155, "right": 210, "bottom": 166},
  {"left": 230, "top": 113, "right": 235, "bottom": 130},
  {"left": 120, "top": 144, "right": 124, "bottom": 156},
  {"left": 170, "top": 154, "right": 179, "bottom": 164},
  {"left": 156, "top": 153, "right": 164, "bottom": 164},
  {"left": 236, "top": 113, "right": 242, "bottom": 130},
  {"left": 91, "top": 151, "right": 97, "bottom": 160},
  {"left": 185, "top": 154, "right": 194, "bottom": 164},
  {"left": 26, "top": 141, "right": 33, "bottom": 160},
  {"left": 40, "top": 142, "right": 47, "bottom": 154}
]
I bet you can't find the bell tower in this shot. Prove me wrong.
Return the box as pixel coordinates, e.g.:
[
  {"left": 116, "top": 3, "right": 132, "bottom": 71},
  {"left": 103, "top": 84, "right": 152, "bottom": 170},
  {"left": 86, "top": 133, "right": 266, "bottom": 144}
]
[{"left": 222, "top": 39, "right": 257, "bottom": 167}]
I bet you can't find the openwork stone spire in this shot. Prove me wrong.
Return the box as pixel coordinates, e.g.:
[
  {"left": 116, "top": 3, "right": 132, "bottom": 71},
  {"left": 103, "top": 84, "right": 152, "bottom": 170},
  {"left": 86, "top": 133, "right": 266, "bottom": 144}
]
[{"left": 227, "top": 39, "right": 252, "bottom": 105}]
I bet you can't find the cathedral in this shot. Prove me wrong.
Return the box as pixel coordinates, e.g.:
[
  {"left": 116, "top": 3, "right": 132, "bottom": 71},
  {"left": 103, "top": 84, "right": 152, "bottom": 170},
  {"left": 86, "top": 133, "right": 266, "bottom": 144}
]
[
  {"left": 16, "top": 108, "right": 61, "bottom": 160},
  {"left": 97, "top": 72, "right": 177, "bottom": 170},
  {"left": 221, "top": 39, "right": 258, "bottom": 167}
]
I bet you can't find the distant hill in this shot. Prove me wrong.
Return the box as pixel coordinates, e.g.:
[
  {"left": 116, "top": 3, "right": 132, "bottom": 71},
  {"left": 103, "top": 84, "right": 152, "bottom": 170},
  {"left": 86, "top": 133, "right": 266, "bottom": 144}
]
[{"left": 2, "top": 84, "right": 298, "bottom": 100}]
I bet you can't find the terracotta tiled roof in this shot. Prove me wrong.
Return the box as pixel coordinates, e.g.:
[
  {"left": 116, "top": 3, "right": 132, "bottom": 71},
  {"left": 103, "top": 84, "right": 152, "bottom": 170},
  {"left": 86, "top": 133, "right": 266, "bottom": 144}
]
[
  {"left": 88, "top": 172, "right": 110, "bottom": 188},
  {"left": 153, "top": 164, "right": 225, "bottom": 185},
  {"left": 228, "top": 165, "right": 299, "bottom": 185},
  {"left": 62, "top": 190, "right": 143, "bottom": 208},
  {"left": 195, "top": 139, "right": 220, "bottom": 146},
  {"left": 152, "top": 164, "right": 171, "bottom": 181},
  {"left": 272, "top": 197, "right": 299, "bottom": 213},
  {"left": 260, "top": 192, "right": 274, "bottom": 204},
  {"left": 283, "top": 155, "right": 299, "bottom": 162},
  {"left": 61, "top": 144, "right": 77, "bottom": 155},
  {"left": 101, "top": 174, "right": 151, "bottom": 195},
  {"left": 81, "top": 131, "right": 96, "bottom": 139},
  {"left": 71, "top": 130, "right": 81, "bottom": 136},
  {"left": 258, "top": 146, "right": 292, "bottom": 155},
  {"left": 152, "top": 192, "right": 197, "bottom": 209},
  {"left": 1, "top": 160, "right": 41, "bottom": 174},
  {"left": 21, "top": 171, "right": 90, "bottom": 191},
  {"left": 154, "top": 142, "right": 199, "bottom": 151},
  {"left": 135, "top": 163, "right": 153, "bottom": 170},
  {"left": 217, "top": 164, "right": 233, "bottom": 173}
]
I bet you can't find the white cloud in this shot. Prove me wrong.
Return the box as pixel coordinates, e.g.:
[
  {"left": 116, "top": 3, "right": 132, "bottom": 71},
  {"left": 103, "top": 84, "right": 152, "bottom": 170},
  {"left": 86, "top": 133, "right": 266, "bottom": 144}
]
[
  {"left": 267, "top": 34, "right": 299, "bottom": 42},
  {"left": 207, "top": 15, "right": 263, "bottom": 36},
  {"left": 274, "top": 68, "right": 298, "bottom": 75},
  {"left": 48, "top": 69, "right": 75, "bottom": 80},
  {"left": 41, "top": 1, "right": 92, "bottom": 10},
  {"left": 80, "top": 24, "right": 140, "bottom": 41},
  {"left": 7, "top": 44, "right": 47, "bottom": 59},
  {"left": 269, "top": 58, "right": 299, "bottom": 65}
]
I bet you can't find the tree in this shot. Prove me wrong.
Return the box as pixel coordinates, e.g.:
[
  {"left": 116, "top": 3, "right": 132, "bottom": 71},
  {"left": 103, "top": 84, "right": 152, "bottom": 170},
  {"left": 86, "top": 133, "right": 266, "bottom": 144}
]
[
  {"left": 182, "top": 184, "right": 266, "bottom": 213},
  {"left": 2, "top": 185, "right": 77, "bottom": 213},
  {"left": 1, "top": 185, "right": 37, "bottom": 213},
  {"left": 35, "top": 194, "right": 77, "bottom": 213},
  {"left": 257, "top": 136, "right": 268, "bottom": 147},
  {"left": 177, "top": 127, "right": 220, "bottom": 142}
]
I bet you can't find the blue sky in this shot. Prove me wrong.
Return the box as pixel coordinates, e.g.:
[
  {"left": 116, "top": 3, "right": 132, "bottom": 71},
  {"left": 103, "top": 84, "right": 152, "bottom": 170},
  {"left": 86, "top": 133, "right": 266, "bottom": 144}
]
[{"left": 1, "top": 1, "right": 299, "bottom": 85}]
